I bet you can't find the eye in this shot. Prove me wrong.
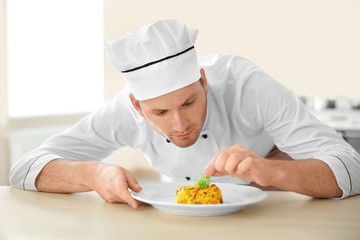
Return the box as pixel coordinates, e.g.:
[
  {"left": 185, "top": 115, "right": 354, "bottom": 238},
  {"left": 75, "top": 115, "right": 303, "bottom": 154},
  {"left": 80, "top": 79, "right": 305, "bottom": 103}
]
[
  {"left": 155, "top": 110, "right": 167, "bottom": 116},
  {"left": 183, "top": 100, "right": 194, "bottom": 106}
]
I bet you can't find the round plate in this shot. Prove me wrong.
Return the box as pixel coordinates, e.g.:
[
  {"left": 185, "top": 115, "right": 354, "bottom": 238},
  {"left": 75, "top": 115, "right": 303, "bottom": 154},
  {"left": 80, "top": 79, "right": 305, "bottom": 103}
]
[{"left": 131, "top": 182, "right": 267, "bottom": 216}]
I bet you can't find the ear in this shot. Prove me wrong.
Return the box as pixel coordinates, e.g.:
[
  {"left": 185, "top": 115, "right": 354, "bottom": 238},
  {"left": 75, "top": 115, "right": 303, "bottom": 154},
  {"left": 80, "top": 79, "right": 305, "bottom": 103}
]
[
  {"left": 129, "top": 93, "right": 144, "bottom": 117},
  {"left": 200, "top": 68, "right": 208, "bottom": 94}
]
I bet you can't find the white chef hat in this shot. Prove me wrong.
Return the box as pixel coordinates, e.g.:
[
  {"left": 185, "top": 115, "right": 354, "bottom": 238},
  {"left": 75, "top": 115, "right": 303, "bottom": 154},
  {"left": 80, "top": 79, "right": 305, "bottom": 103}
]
[{"left": 105, "top": 19, "right": 200, "bottom": 100}]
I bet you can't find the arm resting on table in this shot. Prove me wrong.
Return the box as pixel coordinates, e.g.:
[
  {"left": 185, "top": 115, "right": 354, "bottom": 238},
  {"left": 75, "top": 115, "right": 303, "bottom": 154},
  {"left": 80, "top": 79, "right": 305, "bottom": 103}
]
[{"left": 35, "top": 159, "right": 142, "bottom": 208}]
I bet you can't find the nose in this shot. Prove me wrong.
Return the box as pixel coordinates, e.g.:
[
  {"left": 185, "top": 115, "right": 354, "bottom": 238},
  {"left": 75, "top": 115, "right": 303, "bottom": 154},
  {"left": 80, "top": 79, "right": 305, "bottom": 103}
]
[{"left": 172, "top": 111, "right": 189, "bottom": 132}]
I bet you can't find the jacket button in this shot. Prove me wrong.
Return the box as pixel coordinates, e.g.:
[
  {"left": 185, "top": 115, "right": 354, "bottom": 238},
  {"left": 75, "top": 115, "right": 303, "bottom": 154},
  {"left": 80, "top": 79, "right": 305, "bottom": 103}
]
[
  {"left": 166, "top": 139, "right": 171, "bottom": 143},
  {"left": 185, "top": 177, "right": 191, "bottom": 181},
  {"left": 202, "top": 134, "right": 208, "bottom": 139}
]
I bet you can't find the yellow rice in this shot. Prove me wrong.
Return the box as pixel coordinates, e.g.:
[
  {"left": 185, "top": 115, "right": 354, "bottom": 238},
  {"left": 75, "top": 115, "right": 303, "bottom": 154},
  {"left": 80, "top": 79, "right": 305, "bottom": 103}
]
[{"left": 176, "top": 184, "right": 223, "bottom": 204}]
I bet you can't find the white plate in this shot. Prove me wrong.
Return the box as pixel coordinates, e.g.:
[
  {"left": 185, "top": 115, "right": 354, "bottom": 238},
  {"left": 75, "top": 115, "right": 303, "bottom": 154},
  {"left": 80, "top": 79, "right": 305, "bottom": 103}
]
[{"left": 131, "top": 182, "right": 267, "bottom": 216}]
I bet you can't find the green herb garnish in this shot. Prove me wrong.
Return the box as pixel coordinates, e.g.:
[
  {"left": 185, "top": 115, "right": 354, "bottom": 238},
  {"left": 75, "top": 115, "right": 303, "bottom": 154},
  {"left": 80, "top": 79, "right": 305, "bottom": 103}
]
[{"left": 197, "top": 176, "right": 211, "bottom": 189}]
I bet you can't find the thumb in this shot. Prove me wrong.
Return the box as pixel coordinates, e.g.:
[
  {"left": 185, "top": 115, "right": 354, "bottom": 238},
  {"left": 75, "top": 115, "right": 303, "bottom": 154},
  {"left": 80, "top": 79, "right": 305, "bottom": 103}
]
[
  {"left": 129, "top": 182, "right": 142, "bottom": 192},
  {"left": 125, "top": 170, "right": 142, "bottom": 192}
]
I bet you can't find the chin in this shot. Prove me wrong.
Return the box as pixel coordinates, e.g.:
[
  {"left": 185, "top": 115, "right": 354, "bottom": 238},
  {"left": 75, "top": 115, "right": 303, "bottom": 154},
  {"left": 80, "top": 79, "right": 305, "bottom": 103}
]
[{"left": 172, "top": 140, "right": 197, "bottom": 148}]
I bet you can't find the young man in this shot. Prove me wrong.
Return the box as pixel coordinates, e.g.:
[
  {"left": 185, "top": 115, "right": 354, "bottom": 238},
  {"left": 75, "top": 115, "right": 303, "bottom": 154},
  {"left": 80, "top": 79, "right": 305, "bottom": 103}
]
[{"left": 10, "top": 19, "right": 360, "bottom": 209}]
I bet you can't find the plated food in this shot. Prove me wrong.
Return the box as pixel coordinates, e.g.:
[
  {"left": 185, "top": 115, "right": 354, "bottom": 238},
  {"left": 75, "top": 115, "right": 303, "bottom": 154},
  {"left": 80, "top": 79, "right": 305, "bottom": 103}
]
[
  {"left": 131, "top": 182, "right": 268, "bottom": 216},
  {"left": 176, "top": 176, "right": 223, "bottom": 204}
]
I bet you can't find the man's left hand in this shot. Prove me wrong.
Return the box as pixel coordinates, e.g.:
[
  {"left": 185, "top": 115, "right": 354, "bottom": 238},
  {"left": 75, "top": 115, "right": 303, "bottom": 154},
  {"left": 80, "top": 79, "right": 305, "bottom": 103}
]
[{"left": 204, "top": 144, "right": 278, "bottom": 187}]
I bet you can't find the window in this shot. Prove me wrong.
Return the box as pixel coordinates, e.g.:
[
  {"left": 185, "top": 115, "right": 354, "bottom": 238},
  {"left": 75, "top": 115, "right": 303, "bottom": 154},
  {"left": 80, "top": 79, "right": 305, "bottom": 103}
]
[{"left": 6, "top": 0, "right": 104, "bottom": 117}]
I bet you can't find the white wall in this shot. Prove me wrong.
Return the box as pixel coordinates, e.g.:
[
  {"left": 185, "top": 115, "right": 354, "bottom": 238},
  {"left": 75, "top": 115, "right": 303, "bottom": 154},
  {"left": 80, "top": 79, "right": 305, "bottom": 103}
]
[
  {"left": 104, "top": 0, "right": 360, "bottom": 100},
  {"left": 103, "top": 0, "right": 360, "bottom": 175}
]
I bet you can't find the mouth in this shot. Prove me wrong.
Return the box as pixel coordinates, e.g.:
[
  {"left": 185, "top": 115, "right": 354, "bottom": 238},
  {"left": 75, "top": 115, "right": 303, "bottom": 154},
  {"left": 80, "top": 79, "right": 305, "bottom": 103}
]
[{"left": 173, "top": 129, "right": 193, "bottom": 140}]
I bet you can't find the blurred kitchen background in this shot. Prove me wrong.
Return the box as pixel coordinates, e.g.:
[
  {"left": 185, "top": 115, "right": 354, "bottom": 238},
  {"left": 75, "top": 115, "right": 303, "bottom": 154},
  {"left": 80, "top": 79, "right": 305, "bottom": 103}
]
[{"left": 0, "top": 0, "right": 359, "bottom": 186}]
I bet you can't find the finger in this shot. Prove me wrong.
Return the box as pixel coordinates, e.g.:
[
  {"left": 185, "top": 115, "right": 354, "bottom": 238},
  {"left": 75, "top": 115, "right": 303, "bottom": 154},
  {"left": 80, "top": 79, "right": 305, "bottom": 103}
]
[
  {"left": 116, "top": 175, "right": 141, "bottom": 209},
  {"left": 119, "top": 184, "right": 140, "bottom": 209},
  {"left": 224, "top": 153, "right": 242, "bottom": 175},
  {"left": 205, "top": 151, "right": 232, "bottom": 177},
  {"left": 214, "top": 152, "right": 229, "bottom": 173},
  {"left": 211, "top": 171, "right": 226, "bottom": 177},
  {"left": 204, "top": 153, "right": 218, "bottom": 177},
  {"left": 204, "top": 151, "right": 222, "bottom": 177},
  {"left": 235, "top": 157, "right": 253, "bottom": 181}
]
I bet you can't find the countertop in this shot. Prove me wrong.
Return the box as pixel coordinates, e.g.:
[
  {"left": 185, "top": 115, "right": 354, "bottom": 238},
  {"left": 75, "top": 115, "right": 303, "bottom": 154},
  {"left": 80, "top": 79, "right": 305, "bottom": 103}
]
[{"left": 0, "top": 186, "right": 359, "bottom": 240}]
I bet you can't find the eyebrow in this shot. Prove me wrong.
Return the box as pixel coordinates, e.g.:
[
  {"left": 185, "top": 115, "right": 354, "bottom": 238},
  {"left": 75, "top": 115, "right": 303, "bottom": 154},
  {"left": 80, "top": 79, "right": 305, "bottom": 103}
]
[{"left": 150, "top": 93, "right": 198, "bottom": 113}]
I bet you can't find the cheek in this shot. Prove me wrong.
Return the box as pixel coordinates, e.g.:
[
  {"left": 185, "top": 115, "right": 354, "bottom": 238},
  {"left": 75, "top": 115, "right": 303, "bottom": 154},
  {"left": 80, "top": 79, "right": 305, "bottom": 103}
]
[
  {"left": 191, "top": 102, "right": 206, "bottom": 124},
  {"left": 145, "top": 115, "right": 171, "bottom": 133}
]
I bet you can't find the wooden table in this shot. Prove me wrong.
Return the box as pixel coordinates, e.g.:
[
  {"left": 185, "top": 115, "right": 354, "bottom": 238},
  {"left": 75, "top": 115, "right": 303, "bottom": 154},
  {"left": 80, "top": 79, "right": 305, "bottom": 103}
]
[{"left": 0, "top": 186, "right": 359, "bottom": 240}]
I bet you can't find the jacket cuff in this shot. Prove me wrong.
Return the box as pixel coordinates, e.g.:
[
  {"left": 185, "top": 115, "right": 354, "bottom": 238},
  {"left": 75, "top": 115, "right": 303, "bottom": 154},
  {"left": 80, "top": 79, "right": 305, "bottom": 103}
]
[
  {"left": 23, "top": 154, "right": 65, "bottom": 191},
  {"left": 316, "top": 154, "right": 351, "bottom": 199}
]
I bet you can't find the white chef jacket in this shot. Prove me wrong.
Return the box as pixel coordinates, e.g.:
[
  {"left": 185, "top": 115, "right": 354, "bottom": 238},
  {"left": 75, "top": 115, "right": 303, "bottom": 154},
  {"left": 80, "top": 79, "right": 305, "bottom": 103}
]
[{"left": 9, "top": 54, "right": 360, "bottom": 198}]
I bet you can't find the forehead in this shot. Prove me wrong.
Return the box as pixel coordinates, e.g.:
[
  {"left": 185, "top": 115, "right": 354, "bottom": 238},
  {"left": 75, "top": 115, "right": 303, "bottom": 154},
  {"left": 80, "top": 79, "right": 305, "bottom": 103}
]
[{"left": 139, "top": 81, "right": 202, "bottom": 109}]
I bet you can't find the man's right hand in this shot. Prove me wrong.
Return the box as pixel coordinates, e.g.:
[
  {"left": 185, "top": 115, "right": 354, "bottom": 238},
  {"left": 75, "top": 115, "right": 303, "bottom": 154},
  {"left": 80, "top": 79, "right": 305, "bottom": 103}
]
[
  {"left": 91, "top": 163, "right": 142, "bottom": 208},
  {"left": 35, "top": 159, "right": 142, "bottom": 209}
]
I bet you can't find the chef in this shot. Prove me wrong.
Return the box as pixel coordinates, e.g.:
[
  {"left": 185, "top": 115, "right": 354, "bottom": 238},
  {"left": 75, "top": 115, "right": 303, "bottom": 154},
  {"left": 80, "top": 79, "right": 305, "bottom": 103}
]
[{"left": 9, "top": 19, "right": 360, "bottom": 209}]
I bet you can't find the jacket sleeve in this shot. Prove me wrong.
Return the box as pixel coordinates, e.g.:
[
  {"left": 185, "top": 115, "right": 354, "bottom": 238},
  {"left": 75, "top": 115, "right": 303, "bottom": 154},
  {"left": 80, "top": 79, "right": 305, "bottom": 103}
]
[
  {"left": 9, "top": 93, "right": 136, "bottom": 191},
  {"left": 240, "top": 69, "right": 360, "bottom": 198}
]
